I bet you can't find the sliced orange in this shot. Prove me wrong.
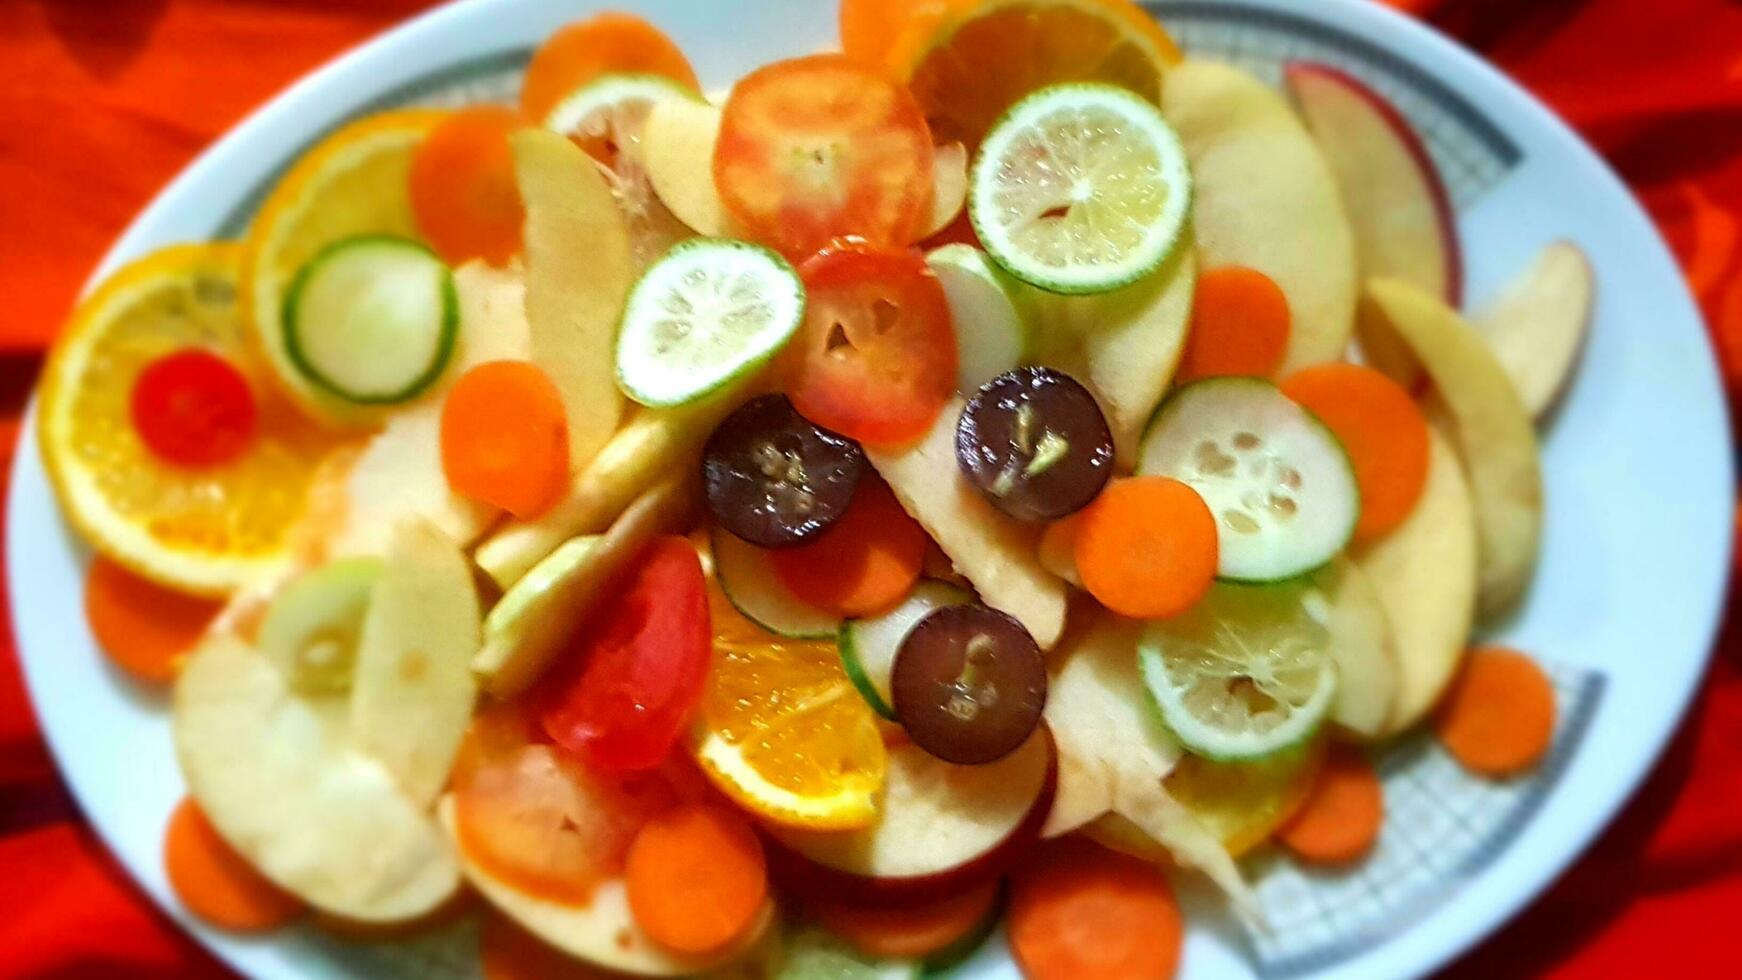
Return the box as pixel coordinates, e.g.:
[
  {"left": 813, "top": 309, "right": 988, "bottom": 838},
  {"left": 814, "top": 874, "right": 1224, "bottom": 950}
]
[
  {"left": 39, "top": 243, "right": 344, "bottom": 596},
  {"left": 240, "top": 109, "right": 447, "bottom": 425},
  {"left": 890, "top": 0, "right": 1182, "bottom": 147},
  {"left": 691, "top": 585, "right": 886, "bottom": 831}
]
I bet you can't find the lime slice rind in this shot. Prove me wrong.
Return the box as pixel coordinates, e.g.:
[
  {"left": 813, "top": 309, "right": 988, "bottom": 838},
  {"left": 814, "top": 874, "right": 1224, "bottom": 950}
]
[
  {"left": 1138, "top": 583, "right": 1338, "bottom": 761},
  {"left": 971, "top": 83, "right": 1192, "bottom": 295},
  {"left": 614, "top": 238, "right": 804, "bottom": 408},
  {"left": 541, "top": 72, "right": 697, "bottom": 137}
]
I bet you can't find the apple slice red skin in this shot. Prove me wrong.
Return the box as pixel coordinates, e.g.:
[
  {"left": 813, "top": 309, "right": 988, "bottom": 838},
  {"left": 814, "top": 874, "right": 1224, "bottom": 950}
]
[
  {"left": 765, "top": 743, "right": 1058, "bottom": 907},
  {"left": 1284, "top": 61, "right": 1463, "bottom": 308}
]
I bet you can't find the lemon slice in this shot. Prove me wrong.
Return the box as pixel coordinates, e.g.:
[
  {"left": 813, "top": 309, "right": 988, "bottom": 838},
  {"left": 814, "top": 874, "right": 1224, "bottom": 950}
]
[
  {"left": 970, "top": 83, "right": 1191, "bottom": 294},
  {"left": 240, "top": 109, "right": 446, "bottom": 425},
  {"left": 38, "top": 244, "right": 340, "bottom": 595},
  {"left": 1138, "top": 581, "right": 1338, "bottom": 761},
  {"left": 692, "top": 588, "right": 886, "bottom": 830}
]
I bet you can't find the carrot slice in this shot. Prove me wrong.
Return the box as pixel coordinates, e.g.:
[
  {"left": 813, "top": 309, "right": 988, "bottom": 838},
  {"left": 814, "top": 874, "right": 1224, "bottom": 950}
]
[
  {"left": 410, "top": 106, "right": 526, "bottom": 266},
  {"left": 480, "top": 911, "right": 613, "bottom": 980},
  {"left": 626, "top": 804, "right": 768, "bottom": 954},
  {"left": 519, "top": 13, "right": 699, "bottom": 124},
  {"left": 771, "top": 477, "right": 928, "bottom": 616},
  {"left": 1008, "top": 837, "right": 1183, "bottom": 980},
  {"left": 1275, "top": 745, "right": 1383, "bottom": 864},
  {"left": 1175, "top": 266, "right": 1292, "bottom": 382},
  {"left": 1074, "top": 477, "right": 1217, "bottom": 620},
  {"left": 1434, "top": 647, "right": 1556, "bottom": 777},
  {"left": 84, "top": 557, "right": 221, "bottom": 684},
  {"left": 812, "top": 880, "right": 999, "bottom": 960},
  {"left": 440, "top": 361, "right": 570, "bottom": 519},
  {"left": 1279, "top": 362, "right": 1430, "bottom": 542},
  {"left": 163, "top": 797, "right": 302, "bottom": 932}
]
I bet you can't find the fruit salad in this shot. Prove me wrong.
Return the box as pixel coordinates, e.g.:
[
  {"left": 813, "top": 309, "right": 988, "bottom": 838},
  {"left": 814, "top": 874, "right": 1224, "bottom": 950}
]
[{"left": 38, "top": 1, "right": 1594, "bottom": 977}]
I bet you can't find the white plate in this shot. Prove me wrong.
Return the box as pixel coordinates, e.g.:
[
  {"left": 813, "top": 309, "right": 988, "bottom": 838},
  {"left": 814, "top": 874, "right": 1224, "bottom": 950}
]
[{"left": 7, "top": 1, "right": 1732, "bottom": 978}]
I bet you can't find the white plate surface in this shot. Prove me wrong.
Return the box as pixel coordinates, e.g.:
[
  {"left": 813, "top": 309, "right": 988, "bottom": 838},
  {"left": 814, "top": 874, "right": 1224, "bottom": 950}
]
[{"left": 7, "top": 1, "right": 1732, "bottom": 978}]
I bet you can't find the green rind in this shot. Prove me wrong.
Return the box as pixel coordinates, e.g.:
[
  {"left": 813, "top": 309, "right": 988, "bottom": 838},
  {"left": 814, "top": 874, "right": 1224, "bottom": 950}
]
[
  {"left": 970, "top": 83, "right": 1192, "bottom": 296},
  {"left": 837, "top": 580, "right": 974, "bottom": 720},
  {"left": 712, "top": 527, "right": 840, "bottom": 640},
  {"left": 281, "top": 233, "right": 458, "bottom": 405},
  {"left": 1138, "top": 376, "right": 1361, "bottom": 585},
  {"left": 614, "top": 237, "right": 804, "bottom": 409},
  {"left": 1137, "top": 623, "right": 1334, "bottom": 763}
]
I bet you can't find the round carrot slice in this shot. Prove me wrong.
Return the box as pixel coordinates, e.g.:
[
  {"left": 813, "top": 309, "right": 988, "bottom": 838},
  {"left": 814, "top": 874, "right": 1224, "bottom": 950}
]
[
  {"left": 440, "top": 361, "right": 570, "bottom": 519},
  {"left": 1275, "top": 745, "right": 1383, "bottom": 865},
  {"left": 163, "top": 797, "right": 302, "bottom": 931},
  {"left": 519, "top": 13, "right": 699, "bottom": 124},
  {"left": 1280, "top": 362, "right": 1429, "bottom": 542},
  {"left": 1075, "top": 476, "right": 1218, "bottom": 620},
  {"left": 812, "top": 881, "right": 999, "bottom": 960},
  {"left": 410, "top": 106, "right": 527, "bottom": 266},
  {"left": 1176, "top": 266, "right": 1292, "bottom": 382},
  {"left": 626, "top": 804, "right": 768, "bottom": 954},
  {"left": 1434, "top": 647, "right": 1556, "bottom": 777},
  {"left": 1008, "top": 836, "right": 1182, "bottom": 980},
  {"left": 85, "top": 557, "right": 222, "bottom": 684}
]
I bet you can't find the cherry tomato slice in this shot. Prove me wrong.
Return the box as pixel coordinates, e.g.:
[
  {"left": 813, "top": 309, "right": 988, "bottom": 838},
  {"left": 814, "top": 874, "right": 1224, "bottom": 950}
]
[
  {"left": 453, "top": 705, "right": 676, "bottom": 905},
  {"left": 130, "top": 349, "right": 256, "bottom": 468},
  {"left": 715, "top": 54, "right": 935, "bottom": 259},
  {"left": 782, "top": 245, "right": 957, "bottom": 446},
  {"left": 539, "top": 536, "right": 711, "bottom": 773}
]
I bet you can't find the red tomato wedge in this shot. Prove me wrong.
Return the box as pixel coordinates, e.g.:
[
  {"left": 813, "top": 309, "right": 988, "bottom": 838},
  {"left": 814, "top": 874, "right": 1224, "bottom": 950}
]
[
  {"left": 453, "top": 705, "right": 677, "bottom": 906},
  {"left": 715, "top": 55, "right": 936, "bottom": 259},
  {"left": 130, "top": 349, "right": 257, "bottom": 468},
  {"left": 782, "top": 245, "right": 957, "bottom": 446},
  {"left": 539, "top": 536, "right": 712, "bottom": 774}
]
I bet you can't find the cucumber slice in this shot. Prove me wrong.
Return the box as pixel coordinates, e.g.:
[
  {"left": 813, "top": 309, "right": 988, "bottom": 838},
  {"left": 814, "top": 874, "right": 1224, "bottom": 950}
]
[
  {"left": 779, "top": 929, "right": 920, "bottom": 980},
  {"left": 925, "top": 244, "right": 1030, "bottom": 395},
  {"left": 971, "top": 84, "right": 1191, "bottom": 295},
  {"left": 258, "top": 557, "right": 383, "bottom": 694},
  {"left": 1138, "top": 581, "right": 1337, "bottom": 761},
  {"left": 615, "top": 238, "right": 804, "bottom": 408},
  {"left": 283, "top": 234, "right": 457, "bottom": 404},
  {"left": 1138, "top": 377, "right": 1359, "bottom": 583},
  {"left": 838, "top": 580, "right": 973, "bottom": 719},
  {"left": 712, "top": 527, "right": 839, "bottom": 639}
]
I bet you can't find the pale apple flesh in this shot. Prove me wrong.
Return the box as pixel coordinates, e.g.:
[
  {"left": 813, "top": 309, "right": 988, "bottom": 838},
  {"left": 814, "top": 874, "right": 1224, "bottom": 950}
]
[
  {"left": 1363, "top": 278, "right": 1544, "bottom": 619},
  {"left": 1161, "top": 60, "right": 1358, "bottom": 374},
  {"left": 1312, "top": 559, "right": 1400, "bottom": 740},
  {"left": 1353, "top": 425, "right": 1479, "bottom": 735},
  {"left": 1474, "top": 241, "right": 1596, "bottom": 420},
  {"left": 768, "top": 732, "right": 1053, "bottom": 903},
  {"left": 1286, "top": 61, "right": 1462, "bottom": 388}
]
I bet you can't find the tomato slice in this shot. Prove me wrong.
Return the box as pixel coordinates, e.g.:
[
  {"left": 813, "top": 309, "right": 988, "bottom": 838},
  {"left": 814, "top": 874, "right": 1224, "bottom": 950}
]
[
  {"left": 782, "top": 245, "right": 957, "bottom": 446},
  {"left": 452, "top": 705, "right": 676, "bottom": 906},
  {"left": 130, "top": 349, "right": 256, "bottom": 468},
  {"left": 539, "top": 536, "right": 711, "bottom": 773},
  {"left": 715, "top": 54, "right": 936, "bottom": 259}
]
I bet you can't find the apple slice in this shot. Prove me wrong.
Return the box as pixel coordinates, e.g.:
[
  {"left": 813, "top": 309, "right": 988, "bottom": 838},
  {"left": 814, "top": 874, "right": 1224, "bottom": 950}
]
[
  {"left": 452, "top": 259, "right": 532, "bottom": 371},
  {"left": 1474, "top": 241, "right": 1596, "bottom": 420},
  {"left": 327, "top": 400, "right": 496, "bottom": 560},
  {"left": 1161, "top": 61, "right": 1357, "bottom": 374},
  {"left": 1353, "top": 425, "right": 1479, "bottom": 734},
  {"left": 513, "top": 128, "right": 632, "bottom": 472},
  {"left": 475, "top": 382, "right": 753, "bottom": 588},
  {"left": 768, "top": 732, "right": 1052, "bottom": 903},
  {"left": 173, "top": 636, "right": 460, "bottom": 922},
  {"left": 1311, "top": 559, "right": 1399, "bottom": 740},
  {"left": 866, "top": 400, "right": 1068, "bottom": 649},
  {"left": 349, "top": 520, "right": 481, "bottom": 806},
  {"left": 475, "top": 474, "right": 699, "bottom": 697},
  {"left": 438, "top": 798, "right": 772, "bottom": 976},
  {"left": 1286, "top": 62, "right": 1461, "bottom": 386},
  {"left": 1363, "top": 278, "right": 1543, "bottom": 619},
  {"left": 1029, "top": 243, "right": 1198, "bottom": 468}
]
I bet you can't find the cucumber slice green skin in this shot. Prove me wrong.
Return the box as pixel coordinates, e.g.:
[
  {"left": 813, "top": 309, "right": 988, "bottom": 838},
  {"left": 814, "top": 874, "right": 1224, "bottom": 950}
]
[
  {"left": 712, "top": 527, "right": 840, "bottom": 640},
  {"left": 778, "top": 929, "right": 921, "bottom": 980},
  {"left": 282, "top": 234, "right": 458, "bottom": 405},
  {"left": 1138, "top": 377, "right": 1360, "bottom": 584},
  {"left": 837, "top": 580, "right": 974, "bottom": 720},
  {"left": 925, "top": 244, "right": 1030, "bottom": 396},
  {"left": 258, "top": 557, "right": 384, "bottom": 694},
  {"left": 615, "top": 237, "right": 805, "bottom": 409}
]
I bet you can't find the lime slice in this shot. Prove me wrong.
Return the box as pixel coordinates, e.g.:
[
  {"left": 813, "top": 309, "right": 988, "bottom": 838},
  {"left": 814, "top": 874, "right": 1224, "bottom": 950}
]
[
  {"left": 542, "top": 72, "right": 695, "bottom": 138},
  {"left": 970, "top": 83, "right": 1191, "bottom": 295},
  {"left": 1137, "top": 581, "right": 1337, "bottom": 761},
  {"left": 615, "top": 238, "right": 804, "bottom": 408}
]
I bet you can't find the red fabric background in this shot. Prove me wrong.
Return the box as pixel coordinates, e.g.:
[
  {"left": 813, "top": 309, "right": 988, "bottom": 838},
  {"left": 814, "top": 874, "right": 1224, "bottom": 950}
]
[{"left": 0, "top": 0, "right": 1737, "bottom": 976}]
